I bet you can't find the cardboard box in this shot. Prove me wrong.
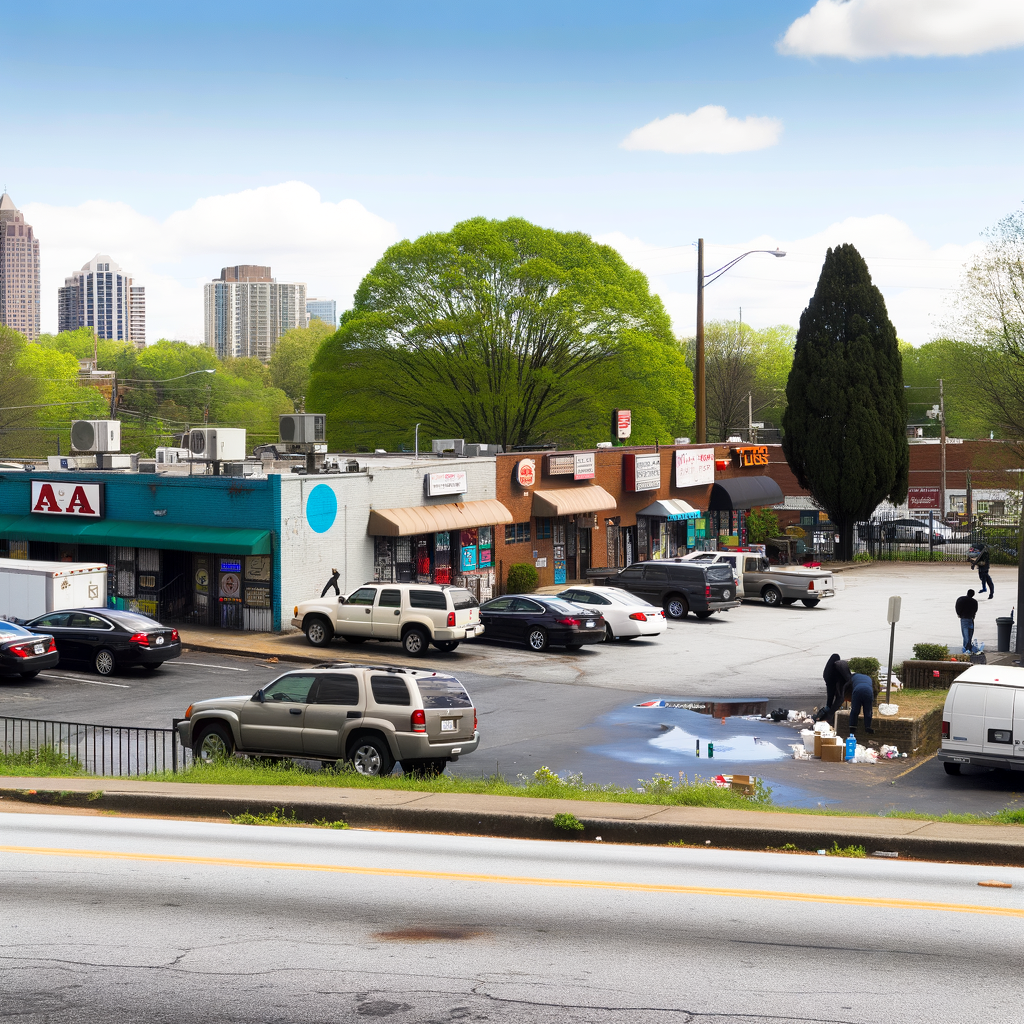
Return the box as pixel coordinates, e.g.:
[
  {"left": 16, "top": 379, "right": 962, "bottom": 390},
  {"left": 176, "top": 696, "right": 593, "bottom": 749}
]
[{"left": 821, "top": 743, "right": 845, "bottom": 763}]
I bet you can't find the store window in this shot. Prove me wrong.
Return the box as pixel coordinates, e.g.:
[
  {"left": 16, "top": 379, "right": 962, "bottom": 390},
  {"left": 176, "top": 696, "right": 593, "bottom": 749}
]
[
  {"left": 536, "top": 518, "right": 552, "bottom": 540},
  {"left": 478, "top": 526, "right": 494, "bottom": 568},
  {"left": 504, "top": 523, "right": 531, "bottom": 544}
]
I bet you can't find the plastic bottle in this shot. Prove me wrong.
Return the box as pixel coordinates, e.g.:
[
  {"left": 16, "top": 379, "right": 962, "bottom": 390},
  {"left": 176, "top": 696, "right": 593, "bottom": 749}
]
[
  {"left": 708, "top": 742, "right": 714, "bottom": 758},
  {"left": 845, "top": 734, "right": 857, "bottom": 761}
]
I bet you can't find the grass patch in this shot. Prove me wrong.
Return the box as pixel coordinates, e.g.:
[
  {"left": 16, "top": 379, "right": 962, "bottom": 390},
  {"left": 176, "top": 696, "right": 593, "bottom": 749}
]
[
  {"left": 0, "top": 746, "right": 84, "bottom": 777},
  {"left": 230, "top": 806, "right": 348, "bottom": 829},
  {"left": 828, "top": 842, "right": 867, "bottom": 858},
  {"left": 879, "top": 689, "right": 948, "bottom": 717},
  {"left": 553, "top": 812, "right": 584, "bottom": 832}
]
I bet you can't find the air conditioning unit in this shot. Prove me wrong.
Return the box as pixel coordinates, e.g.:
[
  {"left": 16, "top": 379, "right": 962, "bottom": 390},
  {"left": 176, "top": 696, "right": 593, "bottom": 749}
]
[
  {"left": 279, "top": 414, "right": 326, "bottom": 444},
  {"left": 432, "top": 438, "right": 465, "bottom": 455},
  {"left": 188, "top": 427, "right": 247, "bottom": 461},
  {"left": 70, "top": 420, "right": 121, "bottom": 453},
  {"left": 465, "top": 443, "right": 503, "bottom": 457},
  {"left": 155, "top": 446, "right": 190, "bottom": 465}
]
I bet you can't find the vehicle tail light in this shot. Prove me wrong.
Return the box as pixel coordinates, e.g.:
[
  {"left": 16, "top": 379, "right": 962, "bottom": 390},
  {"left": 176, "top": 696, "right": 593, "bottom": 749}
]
[
  {"left": 629, "top": 612, "right": 648, "bottom": 621},
  {"left": 447, "top": 612, "right": 456, "bottom": 627},
  {"left": 705, "top": 585, "right": 711, "bottom": 597},
  {"left": 411, "top": 709, "right": 426, "bottom": 733},
  {"left": 942, "top": 720, "right": 950, "bottom": 739},
  {"left": 129, "top": 632, "right": 149, "bottom": 645},
  {"left": 8, "top": 644, "right": 29, "bottom": 658},
  {"left": 808, "top": 580, "right": 815, "bottom": 591},
  {"left": 473, "top": 708, "right": 477, "bottom": 730},
  {"left": 47, "top": 637, "right": 57, "bottom": 652},
  {"left": 294, "top": 606, "right": 299, "bottom": 616},
  {"left": 185, "top": 704, "right": 193, "bottom": 720},
  {"left": 170, "top": 629, "right": 179, "bottom": 642},
  {"left": 556, "top": 617, "right": 580, "bottom": 626}
]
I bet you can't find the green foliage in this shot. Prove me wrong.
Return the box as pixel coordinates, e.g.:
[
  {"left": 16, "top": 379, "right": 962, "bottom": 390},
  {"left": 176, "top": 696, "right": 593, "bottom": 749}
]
[
  {"left": 308, "top": 216, "right": 693, "bottom": 451},
  {"left": 827, "top": 842, "right": 866, "bottom": 858},
  {"left": 269, "top": 320, "right": 335, "bottom": 406},
  {"left": 782, "top": 245, "right": 909, "bottom": 558},
  {"left": 852, "top": 552, "right": 873, "bottom": 562},
  {"left": 553, "top": 812, "right": 585, "bottom": 832},
  {"left": 912, "top": 643, "right": 952, "bottom": 661},
  {"left": 230, "top": 806, "right": 349, "bottom": 829},
  {"left": 506, "top": 562, "right": 539, "bottom": 593},
  {"left": 848, "top": 656, "right": 880, "bottom": 678},
  {"left": 0, "top": 746, "right": 84, "bottom": 776},
  {"left": 745, "top": 506, "right": 780, "bottom": 543}
]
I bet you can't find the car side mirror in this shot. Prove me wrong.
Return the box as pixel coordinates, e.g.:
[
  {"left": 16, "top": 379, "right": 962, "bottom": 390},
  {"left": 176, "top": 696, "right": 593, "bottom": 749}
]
[
  {"left": 252, "top": 689, "right": 265, "bottom": 703},
  {"left": 338, "top": 596, "right": 345, "bottom": 604}
]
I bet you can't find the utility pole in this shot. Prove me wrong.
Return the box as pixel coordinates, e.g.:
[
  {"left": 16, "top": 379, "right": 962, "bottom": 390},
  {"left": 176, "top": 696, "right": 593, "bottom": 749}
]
[
  {"left": 695, "top": 238, "right": 705, "bottom": 444},
  {"left": 748, "top": 391, "right": 754, "bottom": 443},
  {"left": 938, "top": 378, "right": 947, "bottom": 520}
]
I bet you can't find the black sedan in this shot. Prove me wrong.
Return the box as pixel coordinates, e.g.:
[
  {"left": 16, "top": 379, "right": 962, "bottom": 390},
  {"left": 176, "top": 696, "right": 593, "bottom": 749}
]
[
  {"left": 24, "top": 608, "right": 181, "bottom": 676},
  {"left": 478, "top": 595, "right": 606, "bottom": 651},
  {"left": 0, "top": 620, "right": 59, "bottom": 679}
]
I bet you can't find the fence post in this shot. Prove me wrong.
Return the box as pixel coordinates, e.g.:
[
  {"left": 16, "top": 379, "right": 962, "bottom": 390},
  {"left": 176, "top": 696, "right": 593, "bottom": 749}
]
[{"left": 171, "top": 720, "right": 178, "bottom": 774}]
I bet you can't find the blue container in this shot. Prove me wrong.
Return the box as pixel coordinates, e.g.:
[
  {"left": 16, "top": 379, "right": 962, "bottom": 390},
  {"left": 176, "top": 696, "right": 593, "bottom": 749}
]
[
  {"left": 845, "top": 734, "right": 857, "bottom": 761},
  {"left": 708, "top": 742, "right": 714, "bottom": 758}
]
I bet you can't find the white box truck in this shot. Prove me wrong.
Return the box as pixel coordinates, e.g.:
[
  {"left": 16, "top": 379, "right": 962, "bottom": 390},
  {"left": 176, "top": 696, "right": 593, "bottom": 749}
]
[
  {"left": 938, "top": 664, "right": 1024, "bottom": 775},
  {"left": 0, "top": 560, "right": 108, "bottom": 621}
]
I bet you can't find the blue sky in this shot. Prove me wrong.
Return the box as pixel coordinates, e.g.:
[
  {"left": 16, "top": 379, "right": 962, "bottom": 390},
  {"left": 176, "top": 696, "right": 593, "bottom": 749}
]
[{"left": 5, "top": 1, "right": 1024, "bottom": 341}]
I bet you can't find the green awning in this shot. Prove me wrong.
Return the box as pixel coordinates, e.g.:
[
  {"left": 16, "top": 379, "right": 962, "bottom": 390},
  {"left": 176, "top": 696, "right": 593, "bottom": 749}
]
[{"left": 0, "top": 514, "right": 272, "bottom": 555}]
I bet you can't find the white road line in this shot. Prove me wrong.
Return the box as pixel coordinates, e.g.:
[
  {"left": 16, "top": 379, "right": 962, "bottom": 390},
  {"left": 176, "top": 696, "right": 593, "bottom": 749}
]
[
  {"left": 179, "top": 661, "right": 250, "bottom": 672},
  {"left": 39, "top": 674, "right": 130, "bottom": 688}
]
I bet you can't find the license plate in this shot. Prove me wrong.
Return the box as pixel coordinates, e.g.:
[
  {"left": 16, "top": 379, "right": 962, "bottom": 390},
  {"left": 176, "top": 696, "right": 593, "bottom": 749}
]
[
  {"left": 440, "top": 719, "right": 456, "bottom": 732},
  {"left": 586, "top": 620, "right": 595, "bottom": 628},
  {"left": 156, "top": 636, "right": 165, "bottom": 645},
  {"left": 33, "top": 645, "right": 44, "bottom": 655}
]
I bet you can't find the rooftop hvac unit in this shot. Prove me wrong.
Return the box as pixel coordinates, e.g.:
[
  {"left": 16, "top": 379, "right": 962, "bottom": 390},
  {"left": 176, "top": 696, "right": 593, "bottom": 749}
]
[
  {"left": 155, "top": 446, "right": 190, "bottom": 465},
  {"left": 187, "top": 427, "right": 247, "bottom": 461},
  {"left": 465, "top": 443, "right": 503, "bottom": 457},
  {"left": 279, "top": 413, "right": 326, "bottom": 444},
  {"left": 432, "top": 438, "right": 465, "bottom": 455},
  {"left": 70, "top": 420, "right": 121, "bottom": 453}
]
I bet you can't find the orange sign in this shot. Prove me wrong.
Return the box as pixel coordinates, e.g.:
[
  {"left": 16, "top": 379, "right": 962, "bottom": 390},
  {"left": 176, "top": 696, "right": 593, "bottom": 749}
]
[{"left": 733, "top": 446, "right": 769, "bottom": 468}]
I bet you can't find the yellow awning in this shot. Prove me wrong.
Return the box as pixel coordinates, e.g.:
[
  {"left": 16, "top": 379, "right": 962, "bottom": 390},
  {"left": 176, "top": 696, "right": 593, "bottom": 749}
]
[
  {"left": 367, "top": 499, "right": 513, "bottom": 537},
  {"left": 531, "top": 485, "right": 617, "bottom": 518}
]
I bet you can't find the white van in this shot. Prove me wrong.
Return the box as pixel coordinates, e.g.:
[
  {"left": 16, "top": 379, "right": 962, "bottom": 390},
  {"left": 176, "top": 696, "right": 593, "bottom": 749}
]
[{"left": 938, "top": 665, "right": 1024, "bottom": 775}]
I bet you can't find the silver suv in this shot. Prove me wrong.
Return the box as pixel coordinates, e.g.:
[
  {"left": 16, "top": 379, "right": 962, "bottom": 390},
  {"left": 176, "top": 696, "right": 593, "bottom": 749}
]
[{"left": 178, "top": 663, "right": 479, "bottom": 776}]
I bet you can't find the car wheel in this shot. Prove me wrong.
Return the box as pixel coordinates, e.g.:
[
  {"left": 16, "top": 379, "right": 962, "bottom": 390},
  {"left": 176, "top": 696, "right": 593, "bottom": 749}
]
[
  {"left": 143, "top": 663, "right": 161, "bottom": 672},
  {"left": 943, "top": 762, "right": 962, "bottom": 776},
  {"left": 193, "top": 722, "right": 234, "bottom": 764},
  {"left": 527, "top": 627, "right": 549, "bottom": 652},
  {"left": 664, "top": 595, "right": 689, "bottom": 619},
  {"left": 94, "top": 648, "right": 116, "bottom": 676},
  {"left": 605, "top": 624, "right": 616, "bottom": 642},
  {"left": 761, "top": 586, "right": 782, "bottom": 607},
  {"left": 694, "top": 611, "right": 713, "bottom": 620},
  {"left": 402, "top": 628, "right": 430, "bottom": 657},
  {"left": 20, "top": 670, "right": 39, "bottom": 679},
  {"left": 433, "top": 640, "right": 460, "bottom": 652},
  {"left": 801, "top": 598, "right": 821, "bottom": 608},
  {"left": 342, "top": 636, "right": 367, "bottom": 644},
  {"left": 349, "top": 735, "right": 394, "bottom": 777},
  {"left": 304, "top": 616, "right": 334, "bottom": 647}
]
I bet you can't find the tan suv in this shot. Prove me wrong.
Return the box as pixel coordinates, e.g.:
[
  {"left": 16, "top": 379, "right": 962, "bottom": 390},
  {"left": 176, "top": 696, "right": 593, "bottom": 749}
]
[
  {"left": 293, "top": 582, "right": 483, "bottom": 656},
  {"left": 178, "top": 663, "right": 479, "bottom": 776}
]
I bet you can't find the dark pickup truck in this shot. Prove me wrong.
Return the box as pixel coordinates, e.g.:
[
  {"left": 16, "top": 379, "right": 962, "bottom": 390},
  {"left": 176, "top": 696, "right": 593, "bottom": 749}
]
[{"left": 604, "top": 560, "right": 741, "bottom": 620}]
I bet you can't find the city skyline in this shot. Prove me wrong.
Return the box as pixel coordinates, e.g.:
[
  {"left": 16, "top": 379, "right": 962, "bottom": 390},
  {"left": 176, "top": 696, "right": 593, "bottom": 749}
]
[
  {"left": 0, "top": 192, "right": 41, "bottom": 341},
  {"left": 57, "top": 253, "right": 145, "bottom": 347}
]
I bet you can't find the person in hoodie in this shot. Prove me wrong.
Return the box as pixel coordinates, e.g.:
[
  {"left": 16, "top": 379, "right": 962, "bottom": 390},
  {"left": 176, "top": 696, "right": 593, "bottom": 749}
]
[
  {"left": 814, "top": 653, "right": 852, "bottom": 723},
  {"left": 955, "top": 588, "right": 979, "bottom": 653}
]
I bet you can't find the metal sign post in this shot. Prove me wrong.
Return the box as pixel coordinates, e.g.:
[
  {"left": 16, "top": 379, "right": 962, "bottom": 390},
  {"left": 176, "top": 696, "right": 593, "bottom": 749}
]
[{"left": 885, "top": 595, "right": 902, "bottom": 705}]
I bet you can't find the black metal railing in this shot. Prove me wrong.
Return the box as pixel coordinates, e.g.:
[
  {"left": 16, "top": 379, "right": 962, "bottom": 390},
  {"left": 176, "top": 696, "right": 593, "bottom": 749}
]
[
  {"left": 0, "top": 716, "right": 192, "bottom": 777},
  {"left": 855, "top": 512, "right": 1019, "bottom": 564}
]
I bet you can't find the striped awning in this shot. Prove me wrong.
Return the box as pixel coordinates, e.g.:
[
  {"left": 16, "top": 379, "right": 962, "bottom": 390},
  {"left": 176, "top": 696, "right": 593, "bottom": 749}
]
[
  {"left": 531, "top": 485, "right": 617, "bottom": 518},
  {"left": 366, "top": 499, "right": 513, "bottom": 537}
]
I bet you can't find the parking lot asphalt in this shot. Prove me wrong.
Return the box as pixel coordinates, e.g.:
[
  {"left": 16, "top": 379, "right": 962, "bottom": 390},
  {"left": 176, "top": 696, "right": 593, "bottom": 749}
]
[{"left": 0, "top": 563, "right": 1019, "bottom": 816}]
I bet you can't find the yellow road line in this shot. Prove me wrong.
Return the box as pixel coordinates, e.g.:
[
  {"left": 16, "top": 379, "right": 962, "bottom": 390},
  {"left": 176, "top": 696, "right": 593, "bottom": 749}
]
[{"left": 1, "top": 844, "right": 1021, "bottom": 918}]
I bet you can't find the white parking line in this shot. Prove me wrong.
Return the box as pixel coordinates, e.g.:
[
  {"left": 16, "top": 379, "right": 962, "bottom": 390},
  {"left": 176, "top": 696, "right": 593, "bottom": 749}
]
[
  {"left": 39, "top": 674, "right": 130, "bottom": 688},
  {"left": 178, "top": 661, "right": 250, "bottom": 672}
]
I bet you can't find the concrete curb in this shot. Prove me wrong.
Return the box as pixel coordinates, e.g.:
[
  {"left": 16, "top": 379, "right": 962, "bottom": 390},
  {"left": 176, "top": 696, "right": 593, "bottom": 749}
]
[{"left": 4, "top": 780, "right": 1024, "bottom": 866}]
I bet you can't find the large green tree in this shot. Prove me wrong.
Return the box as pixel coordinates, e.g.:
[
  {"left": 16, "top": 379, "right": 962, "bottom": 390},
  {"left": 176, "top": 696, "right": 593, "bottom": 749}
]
[
  {"left": 269, "top": 319, "right": 335, "bottom": 408},
  {"left": 307, "top": 216, "right": 692, "bottom": 451},
  {"left": 782, "top": 244, "right": 909, "bottom": 559}
]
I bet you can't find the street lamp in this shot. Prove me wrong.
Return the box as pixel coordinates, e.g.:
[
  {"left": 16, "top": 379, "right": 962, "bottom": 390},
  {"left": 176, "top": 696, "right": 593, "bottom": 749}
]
[{"left": 695, "top": 240, "right": 786, "bottom": 444}]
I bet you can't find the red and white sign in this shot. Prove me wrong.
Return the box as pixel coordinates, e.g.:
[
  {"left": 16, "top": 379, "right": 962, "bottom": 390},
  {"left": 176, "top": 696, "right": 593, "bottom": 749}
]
[
  {"left": 614, "top": 409, "right": 632, "bottom": 440},
  {"left": 908, "top": 487, "right": 941, "bottom": 511},
  {"left": 574, "top": 452, "right": 595, "bottom": 480},
  {"left": 426, "top": 471, "right": 468, "bottom": 496},
  {"left": 623, "top": 453, "right": 661, "bottom": 491},
  {"left": 515, "top": 458, "right": 536, "bottom": 488},
  {"left": 674, "top": 448, "right": 715, "bottom": 488},
  {"left": 31, "top": 480, "right": 103, "bottom": 518}
]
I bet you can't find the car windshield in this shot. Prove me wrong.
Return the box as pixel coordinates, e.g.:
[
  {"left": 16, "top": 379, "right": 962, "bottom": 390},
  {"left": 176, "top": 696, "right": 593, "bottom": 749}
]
[
  {"left": 544, "top": 598, "right": 589, "bottom": 615},
  {"left": 604, "top": 590, "right": 654, "bottom": 607},
  {"left": 0, "top": 620, "right": 31, "bottom": 637},
  {"left": 415, "top": 674, "right": 473, "bottom": 709},
  {"left": 448, "top": 588, "right": 479, "bottom": 610}
]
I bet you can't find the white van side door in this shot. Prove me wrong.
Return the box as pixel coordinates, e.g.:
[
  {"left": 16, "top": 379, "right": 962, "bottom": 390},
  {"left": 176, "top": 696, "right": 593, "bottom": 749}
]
[
  {"left": 949, "top": 682, "right": 985, "bottom": 752},
  {"left": 1015, "top": 690, "right": 1024, "bottom": 758}
]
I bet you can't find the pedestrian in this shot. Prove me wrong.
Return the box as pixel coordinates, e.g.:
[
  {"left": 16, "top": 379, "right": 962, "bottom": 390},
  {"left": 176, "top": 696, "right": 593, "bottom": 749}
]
[
  {"left": 320, "top": 567, "right": 341, "bottom": 598},
  {"left": 955, "top": 588, "right": 979, "bottom": 654},
  {"left": 814, "top": 653, "right": 852, "bottom": 722},
  {"left": 970, "top": 543, "right": 994, "bottom": 599},
  {"left": 845, "top": 671, "right": 876, "bottom": 735}
]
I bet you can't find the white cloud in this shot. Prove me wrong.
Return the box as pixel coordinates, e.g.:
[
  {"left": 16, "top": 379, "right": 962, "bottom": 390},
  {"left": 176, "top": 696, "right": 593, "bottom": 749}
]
[
  {"left": 597, "top": 215, "right": 983, "bottom": 345},
  {"left": 24, "top": 182, "right": 399, "bottom": 343},
  {"left": 779, "top": 0, "right": 1024, "bottom": 59},
  {"left": 620, "top": 106, "right": 782, "bottom": 155}
]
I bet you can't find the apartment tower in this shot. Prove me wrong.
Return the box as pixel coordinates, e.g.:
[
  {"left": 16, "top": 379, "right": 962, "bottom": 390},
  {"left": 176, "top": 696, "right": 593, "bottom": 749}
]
[
  {"left": 57, "top": 254, "right": 145, "bottom": 347},
  {"left": 306, "top": 297, "right": 337, "bottom": 329},
  {"left": 0, "top": 192, "right": 41, "bottom": 341}
]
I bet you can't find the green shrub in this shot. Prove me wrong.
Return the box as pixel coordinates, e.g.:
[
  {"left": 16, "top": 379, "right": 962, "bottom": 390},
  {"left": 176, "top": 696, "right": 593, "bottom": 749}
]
[
  {"left": 746, "top": 507, "right": 779, "bottom": 544},
  {"left": 913, "top": 643, "right": 950, "bottom": 661},
  {"left": 852, "top": 552, "right": 872, "bottom": 563},
  {"left": 506, "top": 562, "right": 538, "bottom": 593},
  {"left": 553, "top": 812, "right": 585, "bottom": 832},
  {"left": 848, "top": 657, "right": 881, "bottom": 699},
  {"left": 827, "top": 842, "right": 866, "bottom": 858}
]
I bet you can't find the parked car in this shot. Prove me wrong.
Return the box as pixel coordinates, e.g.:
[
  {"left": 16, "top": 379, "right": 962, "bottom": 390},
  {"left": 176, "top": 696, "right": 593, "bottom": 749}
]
[
  {"left": 178, "top": 664, "right": 479, "bottom": 777},
  {"left": 23, "top": 608, "right": 180, "bottom": 676},
  {"left": 0, "top": 619, "right": 58, "bottom": 678},
  {"left": 683, "top": 550, "right": 834, "bottom": 607},
  {"left": 477, "top": 595, "right": 606, "bottom": 651},
  {"left": 556, "top": 586, "right": 664, "bottom": 641},
  {"left": 293, "top": 582, "right": 483, "bottom": 657},
  {"left": 938, "top": 664, "right": 1024, "bottom": 776},
  {"left": 604, "top": 561, "right": 740, "bottom": 620},
  {"left": 880, "top": 517, "right": 960, "bottom": 544}
]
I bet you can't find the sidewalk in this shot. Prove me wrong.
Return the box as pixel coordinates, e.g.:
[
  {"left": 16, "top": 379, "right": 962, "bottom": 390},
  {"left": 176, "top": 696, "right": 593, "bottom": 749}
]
[{"left": 3, "top": 776, "right": 1024, "bottom": 865}]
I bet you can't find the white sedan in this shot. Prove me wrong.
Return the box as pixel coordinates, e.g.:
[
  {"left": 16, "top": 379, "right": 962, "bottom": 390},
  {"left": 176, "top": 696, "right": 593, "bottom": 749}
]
[{"left": 557, "top": 586, "right": 665, "bottom": 641}]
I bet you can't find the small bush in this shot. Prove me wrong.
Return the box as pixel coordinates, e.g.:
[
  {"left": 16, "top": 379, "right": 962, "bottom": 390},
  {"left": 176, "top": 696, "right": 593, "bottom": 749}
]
[
  {"left": 231, "top": 806, "right": 348, "bottom": 829},
  {"left": 553, "top": 812, "right": 585, "bottom": 832},
  {"left": 827, "top": 842, "right": 866, "bottom": 858},
  {"left": 913, "top": 643, "right": 950, "bottom": 661},
  {"left": 746, "top": 507, "right": 779, "bottom": 544},
  {"left": 852, "top": 552, "right": 872, "bottom": 563},
  {"left": 506, "top": 563, "right": 538, "bottom": 593},
  {"left": 0, "top": 746, "right": 83, "bottom": 776}
]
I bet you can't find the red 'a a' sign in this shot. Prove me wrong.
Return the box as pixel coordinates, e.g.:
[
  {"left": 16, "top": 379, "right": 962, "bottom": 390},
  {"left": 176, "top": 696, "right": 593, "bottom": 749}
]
[{"left": 30, "top": 480, "right": 103, "bottom": 518}]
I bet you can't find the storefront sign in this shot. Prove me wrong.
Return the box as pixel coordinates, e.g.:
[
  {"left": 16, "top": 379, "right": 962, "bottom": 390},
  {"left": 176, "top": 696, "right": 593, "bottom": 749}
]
[
  {"left": 623, "top": 453, "right": 661, "bottom": 492},
  {"left": 732, "top": 445, "right": 769, "bottom": 467},
  {"left": 426, "top": 471, "right": 468, "bottom": 496},
  {"left": 535, "top": 557, "right": 548, "bottom": 568},
  {"left": 546, "top": 454, "right": 575, "bottom": 476},
  {"left": 245, "top": 555, "right": 271, "bottom": 581},
  {"left": 515, "top": 458, "right": 536, "bottom": 487},
  {"left": 220, "top": 559, "right": 242, "bottom": 573},
  {"left": 461, "top": 546, "right": 478, "bottom": 571},
  {"left": 613, "top": 409, "right": 632, "bottom": 440},
  {"left": 30, "top": 480, "right": 103, "bottom": 518},
  {"left": 908, "top": 487, "right": 941, "bottom": 511},
  {"left": 674, "top": 448, "right": 715, "bottom": 487},
  {"left": 574, "top": 452, "right": 595, "bottom": 480},
  {"left": 219, "top": 573, "right": 241, "bottom": 598}
]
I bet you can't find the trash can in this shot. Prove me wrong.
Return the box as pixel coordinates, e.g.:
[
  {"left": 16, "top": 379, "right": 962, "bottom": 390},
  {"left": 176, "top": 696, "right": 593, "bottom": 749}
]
[{"left": 996, "top": 616, "right": 1013, "bottom": 653}]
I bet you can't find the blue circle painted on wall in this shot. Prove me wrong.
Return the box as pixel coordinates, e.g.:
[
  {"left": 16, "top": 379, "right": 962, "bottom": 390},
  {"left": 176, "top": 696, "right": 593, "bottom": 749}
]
[{"left": 306, "top": 484, "right": 338, "bottom": 534}]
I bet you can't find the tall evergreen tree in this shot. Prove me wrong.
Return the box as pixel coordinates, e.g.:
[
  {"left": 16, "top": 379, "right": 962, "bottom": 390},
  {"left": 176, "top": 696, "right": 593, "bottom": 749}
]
[{"left": 782, "top": 244, "right": 909, "bottom": 559}]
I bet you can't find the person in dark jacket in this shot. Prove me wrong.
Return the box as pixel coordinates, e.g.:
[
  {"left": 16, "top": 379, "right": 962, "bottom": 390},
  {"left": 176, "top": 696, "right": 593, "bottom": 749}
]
[
  {"left": 844, "top": 672, "right": 876, "bottom": 734},
  {"left": 955, "top": 588, "right": 979, "bottom": 653},
  {"left": 970, "top": 544, "right": 994, "bottom": 598},
  {"left": 814, "top": 654, "right": 852, "bottom": 722},
  {"left": 320, "top": 568, "right": 341, "bottom": 598}
]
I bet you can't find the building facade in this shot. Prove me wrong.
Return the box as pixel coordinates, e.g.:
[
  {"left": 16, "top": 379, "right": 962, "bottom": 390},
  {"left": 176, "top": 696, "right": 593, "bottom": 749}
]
[
  {"left": 57, "top": 255, "right": 145, "bottom": 346},
  {"left": 306, "top": 297, "right": 336, "bottom": 329},
  {"left": 204, "top": 265, "right": 306, "bottom": 362},
  {"left": 0, "top": 192, "right": 41, "bottom": 341}
]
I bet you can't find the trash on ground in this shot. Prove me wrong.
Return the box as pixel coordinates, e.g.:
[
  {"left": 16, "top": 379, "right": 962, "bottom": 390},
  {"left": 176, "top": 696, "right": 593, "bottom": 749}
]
[
  {"left": 878, "top": 745, "right": 902, "bottom": 759},
  {"left": 872, "top": 851, "right": 899, "bottom": 858},
  {"left": 712, "top": 773, "right": 758, "bottom": 795},
  {"left": 878, "top": 703, "right": 899, "bottom": 716}
]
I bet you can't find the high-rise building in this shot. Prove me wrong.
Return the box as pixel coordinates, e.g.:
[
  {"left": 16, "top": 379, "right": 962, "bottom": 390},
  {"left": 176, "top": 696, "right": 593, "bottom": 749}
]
[
  {"left": 306, "top": 297, "right": 336, "bottom": 329},
  {"left": 57, "top": 254, "right": 145, "bottom": 347},
  {"left": 0, "top": 192, "right": 41, "bottom": 341},
  {"left": 203, "top": 265, "right": 307, "bottom": 362}
]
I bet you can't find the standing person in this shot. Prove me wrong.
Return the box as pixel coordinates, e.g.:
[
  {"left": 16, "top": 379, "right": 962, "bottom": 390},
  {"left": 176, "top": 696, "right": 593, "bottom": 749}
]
[
  {"left": 971, "top": 543, "right": 994, "bottom": 599},
  {"left": 846, "top": 671, "right": 876, "bottom": 735},
  {"left": 814, "top": 654, "right": 852, "bottom": 722},
  {"left": 955, "top": 588, "right": 979, "bottom": 654},
  {"left": 321, "top": 567, "right": 341, "bottom": 598}
]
